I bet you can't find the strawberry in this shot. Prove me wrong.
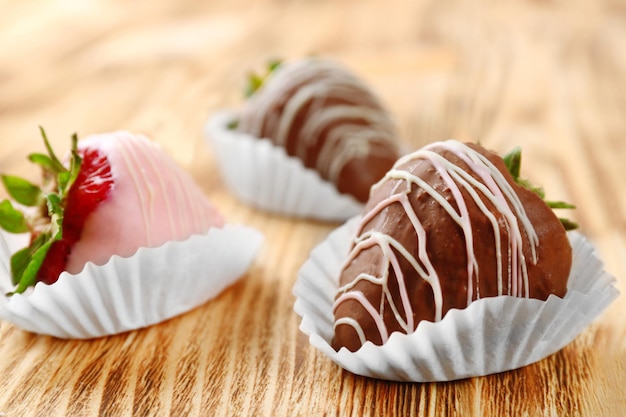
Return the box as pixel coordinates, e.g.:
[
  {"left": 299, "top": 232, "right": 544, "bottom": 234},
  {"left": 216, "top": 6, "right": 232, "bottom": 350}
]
[
  {"left": 332, "top": 141, "right": 578, "bottom": 351},
  {"left": 236, "top": 58, "right": 400, "bottom": 203},
  {"left": 0, "top": 128, "right": 224, "bottom": 294}
]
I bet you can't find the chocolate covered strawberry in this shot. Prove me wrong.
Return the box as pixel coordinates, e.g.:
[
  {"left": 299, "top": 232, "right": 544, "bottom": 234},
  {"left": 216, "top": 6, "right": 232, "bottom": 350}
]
[
  {"left": 237, "top": 58, "right": 401, "bottom": 203},
  {"left": 333, "top": 141, "right": 577, "bottom": 351},
  {"left": 0, "top": 128, "right": 223, "bottom": 293}
]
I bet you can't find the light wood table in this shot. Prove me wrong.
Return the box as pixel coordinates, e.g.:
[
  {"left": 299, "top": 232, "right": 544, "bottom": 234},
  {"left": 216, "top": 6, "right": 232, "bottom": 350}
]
[{"left": 0, "top": 0, "right": 624, "bottom": 415}]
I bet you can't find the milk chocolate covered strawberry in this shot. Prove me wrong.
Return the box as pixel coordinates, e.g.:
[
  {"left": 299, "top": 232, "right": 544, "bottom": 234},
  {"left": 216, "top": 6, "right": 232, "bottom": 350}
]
[
  {"left": 333, "top": 140, "right": 577, "bottom": 351},
  {"left": 0, "top": 129, "right": 224, "bottom": 293},
  {"left": 237, "top": 58, "right": 401, "bottom": 203}
]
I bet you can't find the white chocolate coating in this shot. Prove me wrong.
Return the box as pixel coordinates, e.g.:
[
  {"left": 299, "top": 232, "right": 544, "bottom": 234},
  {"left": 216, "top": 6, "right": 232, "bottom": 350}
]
[{"left": 65, "top": 132, "right": 224, "bottom": 274}]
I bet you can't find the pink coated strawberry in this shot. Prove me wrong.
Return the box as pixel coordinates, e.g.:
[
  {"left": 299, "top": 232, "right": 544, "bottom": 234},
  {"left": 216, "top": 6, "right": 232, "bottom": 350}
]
[
  {"left": 34, "top": 146, "right": 114, "bottom": 284},
  {"left": 0, "top": 129, "right": 224, "bottom": 293}
]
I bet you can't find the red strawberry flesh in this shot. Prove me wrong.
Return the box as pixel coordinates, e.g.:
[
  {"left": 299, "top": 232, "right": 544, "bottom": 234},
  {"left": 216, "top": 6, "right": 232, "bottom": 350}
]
[{"left": 36, "top": 148, "right": 114, "bottom": 284}]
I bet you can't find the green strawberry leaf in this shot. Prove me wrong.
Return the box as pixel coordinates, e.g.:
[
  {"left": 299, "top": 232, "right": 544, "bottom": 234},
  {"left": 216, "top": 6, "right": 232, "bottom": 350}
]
[
  {"left": 28, "top": 153, "right": 64, "bottom": 174},
  {"left": 515, "top": 177, "right": 545, "bottom": 199},
  {"left": 9, "top": 229, "right": 49, "bottom": 288},
  {"left": 266, "top": 59, "right": 281, "bottom": 72},
  {"left": 559, "top": 218, "right": 579, "bottom": 231},
  {"left": 10, "top": 239, "right": 53, "bottom": 295},
  {"left": 0, "top": 199, "right": 29, "bottom": 233},
  {"left": 10, "top": 247, "right": 32, "bottom": 286},
  {"left": 227, "top": 119, "right": 239, "bottom": 130},
  {"left": 502, "top": 146, "right": 578, "bottom": 230},
  {"left": 45, "top": 193, "right": 64, "bottom": 239},
  {"left": 2, "top": 127, "right": 83, "bottom": 294},
  {"left": 546, "top": 200, "right": 576, "bottom": 209},
  {"left": 244, "top": 58, "right": 283, "bottom": 97},
  {"left": 57, "top": 134, "right": 81, "bottom": 195},
  {"left": 66, "top": 134, "right": 82, "bottom": 191},
  {"left": 244, "top": 74, "right": 264, "bottom": 98},
  {"left": 503, "top": 146, "right": 521, "bottom": 181},
  {"left": 57, "top": 171, "right": 71, "bottom": 194},
  {"left": 46, "top": 193, "right": 63, "bottom": 216},
  {"left": 38, "top": 126, "right": 67, "bottom": 173},
  {"left": 1, "top": 175, "right": 42, "bottom": 206}
]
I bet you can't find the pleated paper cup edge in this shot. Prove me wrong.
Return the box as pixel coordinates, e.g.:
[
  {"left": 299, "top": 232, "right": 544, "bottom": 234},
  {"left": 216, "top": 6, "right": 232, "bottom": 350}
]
[
  {"left": 204, "top": 110, "right": 363, "bottom": 221},
  {"left": 0, "top": 224, "right": 263, "bottom": 339}
]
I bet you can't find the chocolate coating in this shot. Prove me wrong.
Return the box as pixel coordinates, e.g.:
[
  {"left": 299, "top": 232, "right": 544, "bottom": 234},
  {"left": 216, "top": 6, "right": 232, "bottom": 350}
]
[
  {"left": 333, "top": 141, "right": 572, "bottom": 352},
  {"left": 237, "top": 58, "right": 400, "bottom": 203}
]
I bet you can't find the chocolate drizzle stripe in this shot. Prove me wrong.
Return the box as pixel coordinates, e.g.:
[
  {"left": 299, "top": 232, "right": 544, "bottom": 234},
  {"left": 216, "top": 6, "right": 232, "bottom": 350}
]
[{"left": 335, "top": 140, "right": 540, "bottom": 343}]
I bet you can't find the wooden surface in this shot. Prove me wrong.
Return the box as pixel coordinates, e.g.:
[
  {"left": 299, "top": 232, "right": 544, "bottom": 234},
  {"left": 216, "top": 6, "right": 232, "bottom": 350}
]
[{"left": 0, "top": 0, "right": 625, "bottom": 415}]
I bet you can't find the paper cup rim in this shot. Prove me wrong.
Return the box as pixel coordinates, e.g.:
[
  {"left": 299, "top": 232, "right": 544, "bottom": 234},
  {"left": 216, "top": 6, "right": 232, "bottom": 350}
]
[
  {"left": 0, "top": 224, "right": 264, "bottom": 339},
  {"left": 204, "top": 109, "right": 364, "bottom": 222}
]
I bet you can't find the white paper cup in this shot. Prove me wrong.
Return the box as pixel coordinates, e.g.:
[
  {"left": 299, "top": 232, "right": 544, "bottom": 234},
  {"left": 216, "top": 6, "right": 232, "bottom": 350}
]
[
  {"left": 293, "top": 217, "right": 620, "bottom": 382},
  {"left": 0, "top": 225, "right": 263, "bottom": 339},
  {"left": 204, "top": 110, "right": 364, "bottom": 222}
]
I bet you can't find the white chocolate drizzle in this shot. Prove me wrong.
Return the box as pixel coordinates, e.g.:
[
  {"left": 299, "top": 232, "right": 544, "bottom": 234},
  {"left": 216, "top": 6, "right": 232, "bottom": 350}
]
[
  {"left": 113, "top": 133, "right": 219, "bottom": 243},
  {"left": 333, "top": 140, "right": 538, "bottom": 347}
]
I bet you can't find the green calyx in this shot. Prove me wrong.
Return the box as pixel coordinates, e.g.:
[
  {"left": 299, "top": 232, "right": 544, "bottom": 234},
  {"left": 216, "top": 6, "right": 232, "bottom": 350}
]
[
  {"left": 228, "top": 59, "right": 283, "bottom": 131},
  {"left": 0, "top": 127, "right": 82, "bottom": 294},
  {"left": 503, "top": 146, "right": 578, "bottom": 231},
  {"left": 244, "top": 59, "right": 282, "bottom": 98}
]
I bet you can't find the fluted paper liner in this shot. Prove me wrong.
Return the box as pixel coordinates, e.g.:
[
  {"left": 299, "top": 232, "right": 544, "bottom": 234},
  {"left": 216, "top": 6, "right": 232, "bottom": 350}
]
[
  {"left": 204, "top": 110, "right": 363, "bottom": 221},
  {"left": 0, "top": 225, "right": 263, "bottom": 339},
  {"left": 293, "top": 217, "right": 620, "bottom": 382}
]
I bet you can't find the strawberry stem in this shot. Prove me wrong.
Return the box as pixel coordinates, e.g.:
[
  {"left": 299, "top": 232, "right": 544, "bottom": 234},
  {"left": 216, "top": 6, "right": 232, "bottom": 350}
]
[
  {"left": 503, "top": 147, "right": 578, "bottom": 231},
  {"left": 38, "top": 126, "right": 67, "bottom": 173},
  {"left": 0, "top": 128, "right": 82, "bottom": 294},
  {"left": 244, "top": 59, "right": 282, "bottom": 98}
]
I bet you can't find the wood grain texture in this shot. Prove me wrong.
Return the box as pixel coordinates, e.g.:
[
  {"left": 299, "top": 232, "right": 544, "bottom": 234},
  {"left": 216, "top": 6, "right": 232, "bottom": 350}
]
[{"left": 0, "top": 0, "right": 625, "bottom": 415}]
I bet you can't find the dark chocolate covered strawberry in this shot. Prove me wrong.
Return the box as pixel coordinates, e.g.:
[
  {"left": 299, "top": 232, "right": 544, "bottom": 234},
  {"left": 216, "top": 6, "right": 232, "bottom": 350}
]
[
  {"left": 0, "top": 129, "right": 223, "bottom": 293},
  {"left": 333, "top": 140, "right": 577, "bottom": 351},
  {"left": 236, "top": 58, "right": 401, "bottom": 203}
]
